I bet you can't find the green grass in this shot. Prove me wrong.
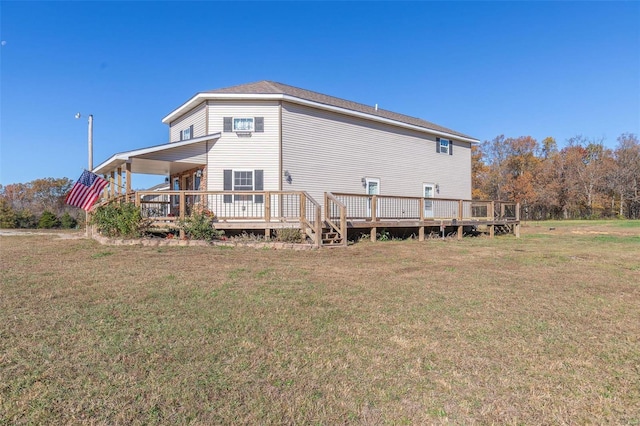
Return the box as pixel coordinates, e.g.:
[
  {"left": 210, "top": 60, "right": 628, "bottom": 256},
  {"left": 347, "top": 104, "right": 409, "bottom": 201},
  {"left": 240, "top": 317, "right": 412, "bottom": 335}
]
[{"left": 1, "top": 222, "right": 639, "bottom": 424}]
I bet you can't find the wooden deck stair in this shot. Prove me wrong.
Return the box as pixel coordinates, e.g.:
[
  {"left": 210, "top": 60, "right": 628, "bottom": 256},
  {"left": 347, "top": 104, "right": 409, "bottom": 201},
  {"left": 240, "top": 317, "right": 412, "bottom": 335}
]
[{"left": 321, "top": 229, "right": 344, "bottom": 246}]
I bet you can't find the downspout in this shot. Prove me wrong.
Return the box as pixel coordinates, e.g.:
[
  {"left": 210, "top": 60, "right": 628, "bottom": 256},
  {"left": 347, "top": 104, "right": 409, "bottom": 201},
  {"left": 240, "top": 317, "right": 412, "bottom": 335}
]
[{"left": 279, "top": 101, "right": 283, "bottom": 191}]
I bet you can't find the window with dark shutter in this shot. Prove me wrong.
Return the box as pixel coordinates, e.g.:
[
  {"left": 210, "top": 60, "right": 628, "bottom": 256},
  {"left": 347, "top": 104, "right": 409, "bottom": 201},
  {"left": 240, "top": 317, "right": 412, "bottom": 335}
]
[
  {"left": 223, "top": 169, "right": 232, "bottom": 203},
  {"left": 436, "top": 137, "right": 441, "bottom": 154},
  {"left": 255, "top": 117, "right": 264, "bottom": 133},
  {"left": 254, "top": 170, "right": 264, "bottom": 203},
  {"left": 223, "top": 117, "right": 232, "bottom": 132},
  {"left": 449, "top": 141, "right": 453, "bottom": 156}
]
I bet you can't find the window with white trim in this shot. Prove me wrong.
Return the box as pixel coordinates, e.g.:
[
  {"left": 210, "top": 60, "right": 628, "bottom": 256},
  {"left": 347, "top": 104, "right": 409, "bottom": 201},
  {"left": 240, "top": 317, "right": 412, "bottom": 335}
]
[
  {"left": 233, "top": 118, "right": 254, "bottom": 132},
  {"left": 223, "top": 169, "right": 264, "bottom": 203},
  {"left": 439, "top": 138, "right": 449, "bottom": 154},
  {"left": 180, "top": 125, "right": 193, "bottom": 141},
  {"left": 233, "top": 170, "right": 253, "bottom": 201},
  {"left": 436, "top": 137, "right": 453, "bottom": 155}
]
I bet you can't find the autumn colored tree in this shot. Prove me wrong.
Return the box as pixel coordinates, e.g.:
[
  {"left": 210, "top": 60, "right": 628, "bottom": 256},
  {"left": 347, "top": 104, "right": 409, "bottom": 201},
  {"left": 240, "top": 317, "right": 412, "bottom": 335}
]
[
  {"left": 561, "top": 137, "right": 615, "bottom": 217},
  {"left": 610, "top": 133, "right": 640, "bottom": 218},
  {"left": 0, "top": 177, "right": 77, "bottom": 228}
]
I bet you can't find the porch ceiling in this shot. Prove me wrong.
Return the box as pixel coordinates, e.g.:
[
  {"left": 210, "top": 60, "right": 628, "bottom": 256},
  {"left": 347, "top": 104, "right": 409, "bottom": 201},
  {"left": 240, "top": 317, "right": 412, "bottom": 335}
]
[{"left": 92, "top": 133, "right": 220, "bottom": 176}]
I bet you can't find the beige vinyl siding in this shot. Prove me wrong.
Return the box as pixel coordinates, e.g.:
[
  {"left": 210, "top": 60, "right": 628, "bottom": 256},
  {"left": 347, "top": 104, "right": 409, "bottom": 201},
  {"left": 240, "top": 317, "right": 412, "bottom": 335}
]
[
  {"left": 281, "top": 102, "right": 472, "bottom": 204},
  {"left": 169, "top": 103, "right": 207, "bottom": 142},
  {"left": 205, "top": 100, "right": 280, "bottom": 192}
]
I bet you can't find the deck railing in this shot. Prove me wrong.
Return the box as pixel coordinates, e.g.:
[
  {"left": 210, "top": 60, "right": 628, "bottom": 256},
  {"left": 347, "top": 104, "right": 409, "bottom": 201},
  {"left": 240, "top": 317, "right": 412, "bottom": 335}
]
[
  {"left": 132, "top": 190, "right": 323, "bottom": 245},
  {"left": 99, "top": 191, "right": 519, "bottom": 244},
  {"left": 330, "top": 193, "right": 518, "bottom": 222}
]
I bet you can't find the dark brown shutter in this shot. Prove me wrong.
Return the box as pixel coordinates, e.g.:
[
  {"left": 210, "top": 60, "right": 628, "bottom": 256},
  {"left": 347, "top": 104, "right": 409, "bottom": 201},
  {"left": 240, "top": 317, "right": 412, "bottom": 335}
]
[
  {"left": 189, "top": 124, "right": 194, "bottom": 139},
  {"left": 449, "top": 140, "right": 453, "bottom": 155},
  {"left": 223, "top": 169, "right": 232, "bottom": 203},
  {"left": 436, "top": 137, "right": 441, "bottom": 153},
  {"left": 254, "top": 170, "right": 264, "bottom": 203},
  {"left": 223, "top": 117, "right": 232, "bottom": 132},
  {"left": 255, "top": 117, "right": 264, "bottom": 132}
]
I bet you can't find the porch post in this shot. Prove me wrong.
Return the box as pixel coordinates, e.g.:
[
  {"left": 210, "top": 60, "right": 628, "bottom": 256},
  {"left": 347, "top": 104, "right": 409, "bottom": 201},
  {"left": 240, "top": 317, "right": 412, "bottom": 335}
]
[
  {"left": 110, "top": 171, "right": 116, "bottom": 199},
  {"left": 125, "top": 162, "right": 132, "bottom": 198},
  {"left": 117, "top": 167, "right": 122, "bottom": 197}
]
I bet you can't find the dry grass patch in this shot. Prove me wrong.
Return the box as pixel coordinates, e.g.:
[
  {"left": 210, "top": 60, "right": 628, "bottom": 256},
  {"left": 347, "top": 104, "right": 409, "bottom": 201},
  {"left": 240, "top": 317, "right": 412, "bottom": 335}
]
[{"left": 1, "top": 222, "right": 639, "bottom": 424}]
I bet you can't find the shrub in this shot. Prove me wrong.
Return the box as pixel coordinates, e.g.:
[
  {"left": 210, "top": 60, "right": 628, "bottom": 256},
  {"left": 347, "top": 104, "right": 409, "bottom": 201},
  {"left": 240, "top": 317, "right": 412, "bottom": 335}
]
[
  {"left": 38, "top": 210, "right": 60, "bottom": 229},
  {"left": 91, "top": 202, "right": 150, "bottom": 238},
  {"left": 274, "top": 227, "right": 303, "bottom": 243},
  {"left": 178, "top": 210, "right": 224, "bottom": 241},
  {"left": 60, "top": 212, "right": 78, "bottom": 229},
  {"left": 15, "top": 210, "right": 37, "bottom": 228}
]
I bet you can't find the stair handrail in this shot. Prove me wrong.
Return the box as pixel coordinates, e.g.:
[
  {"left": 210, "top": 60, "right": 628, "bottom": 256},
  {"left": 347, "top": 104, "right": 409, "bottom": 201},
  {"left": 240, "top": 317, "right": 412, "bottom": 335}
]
[
  {"left": 300, "top": 191, "right": 322, "bottom": 248},
  {"left": 324, "top": 192, "right": 347, "bottom": 246}
]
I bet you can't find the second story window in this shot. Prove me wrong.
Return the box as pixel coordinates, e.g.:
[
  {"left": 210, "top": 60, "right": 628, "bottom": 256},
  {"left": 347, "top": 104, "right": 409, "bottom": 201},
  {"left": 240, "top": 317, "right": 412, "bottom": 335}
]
[
  {"left": 436, "top": 137, "right": 453, "bottom": 155},
  {"left": 223, "top": 117, "right": 264, "bottom": 133},
  {"left": 233, "top": 118, "right": 254, "bottom": 132},
  {"left": 180, "top": 125, "right": 193, "bottom": 141}
]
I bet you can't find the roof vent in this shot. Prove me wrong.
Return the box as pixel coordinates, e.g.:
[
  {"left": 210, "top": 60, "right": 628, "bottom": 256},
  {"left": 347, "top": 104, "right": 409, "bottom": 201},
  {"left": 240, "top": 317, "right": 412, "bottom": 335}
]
[{"left": 375, "top": 103, "right": 378, "bottom": 111}]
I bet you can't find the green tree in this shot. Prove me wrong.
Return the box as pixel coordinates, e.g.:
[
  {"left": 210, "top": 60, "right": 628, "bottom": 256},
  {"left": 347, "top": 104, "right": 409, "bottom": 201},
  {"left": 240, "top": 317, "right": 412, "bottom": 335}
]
[
  {"left": 60, "top": 212, "right": 78, "bottom": 229},
  {"left": 0, "top": 198, "right": 17, "bottom": 228},
  {"left": 38, "top": 210, "right": 60, "bottom": 229}
]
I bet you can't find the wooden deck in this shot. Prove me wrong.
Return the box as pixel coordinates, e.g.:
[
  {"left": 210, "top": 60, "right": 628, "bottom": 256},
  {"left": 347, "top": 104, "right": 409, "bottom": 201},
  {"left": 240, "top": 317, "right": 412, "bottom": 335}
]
[{"left": 106, "top": 190, "right": 520, "bottom": 247}]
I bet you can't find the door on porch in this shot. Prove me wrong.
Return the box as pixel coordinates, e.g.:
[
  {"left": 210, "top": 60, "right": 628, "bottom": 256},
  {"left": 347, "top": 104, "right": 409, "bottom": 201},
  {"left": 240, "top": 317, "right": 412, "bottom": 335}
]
[
  {"left": 366, "top": 177, "right": 380, "bottom": 218},
  {"left": 423, "top": 183, "right": 435, "bottom": 218}
]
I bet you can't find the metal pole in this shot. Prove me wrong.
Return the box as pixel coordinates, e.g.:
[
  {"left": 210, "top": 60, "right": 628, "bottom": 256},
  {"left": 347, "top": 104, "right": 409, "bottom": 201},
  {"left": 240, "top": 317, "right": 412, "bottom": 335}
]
[
  {"left": 86, "top": 115, "right": 93, "bottom": 238},
  {"left": 88, "top": 114, "right": 93, "bottom": 171}
]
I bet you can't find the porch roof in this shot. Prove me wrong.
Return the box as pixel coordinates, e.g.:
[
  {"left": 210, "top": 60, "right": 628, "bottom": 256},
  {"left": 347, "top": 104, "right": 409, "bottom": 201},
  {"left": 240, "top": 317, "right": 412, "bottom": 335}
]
[{"left": 93, "top": 133, "right": 221, "bottom": 176}]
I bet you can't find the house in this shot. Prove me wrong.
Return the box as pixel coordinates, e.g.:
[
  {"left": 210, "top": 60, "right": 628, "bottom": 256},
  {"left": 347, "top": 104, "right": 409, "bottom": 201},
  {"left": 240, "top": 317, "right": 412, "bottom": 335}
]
[{"left": 94, "top": 81, "right": 517, "bottom": 245}]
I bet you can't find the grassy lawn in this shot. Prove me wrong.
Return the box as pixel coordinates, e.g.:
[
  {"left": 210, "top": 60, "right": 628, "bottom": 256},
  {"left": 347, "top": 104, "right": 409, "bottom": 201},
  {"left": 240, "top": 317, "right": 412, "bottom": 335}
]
[{"left": 1, "top": 222, "right": 639, "bottom": 424}]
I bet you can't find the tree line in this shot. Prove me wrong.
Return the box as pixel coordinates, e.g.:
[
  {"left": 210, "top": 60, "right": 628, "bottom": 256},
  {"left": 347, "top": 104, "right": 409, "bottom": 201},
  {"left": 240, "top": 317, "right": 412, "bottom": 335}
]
[
  {"left": 473, "top": 133, "right": 640, "bottom": 219},
  {"left": 1, "top": 132, "right": 638, "bottom": 228},
  {"left": 0, "top": 178, "right": 79, "bottom": 229}
]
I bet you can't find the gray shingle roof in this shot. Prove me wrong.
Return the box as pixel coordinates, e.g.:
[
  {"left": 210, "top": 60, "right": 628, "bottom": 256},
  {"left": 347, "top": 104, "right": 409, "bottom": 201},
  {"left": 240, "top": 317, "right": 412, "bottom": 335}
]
[{"left": 205, "top": 80, "right": 475, "bottom": 140}]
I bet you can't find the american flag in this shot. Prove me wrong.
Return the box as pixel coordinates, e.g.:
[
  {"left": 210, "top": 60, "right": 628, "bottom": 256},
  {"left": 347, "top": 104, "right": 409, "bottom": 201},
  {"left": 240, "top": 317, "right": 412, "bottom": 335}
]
[{"left": 65, "top": 170, "right": 109, "bottom": 211}]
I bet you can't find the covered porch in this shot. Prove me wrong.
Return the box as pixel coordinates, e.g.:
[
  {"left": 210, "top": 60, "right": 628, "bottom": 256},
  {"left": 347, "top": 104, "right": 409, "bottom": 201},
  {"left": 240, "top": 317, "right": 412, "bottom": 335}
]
[{"left": 92, "top": 133, "right": 221, "bottom": 199}]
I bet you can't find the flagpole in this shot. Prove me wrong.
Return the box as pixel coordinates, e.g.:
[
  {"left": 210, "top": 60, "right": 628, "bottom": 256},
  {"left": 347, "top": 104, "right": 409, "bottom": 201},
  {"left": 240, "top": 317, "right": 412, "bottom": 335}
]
[
  {"left": 87, "top": 114, "right": 93, "bottom": 237},
  {"left": 76, "top": 113, "right": 94, "bottom": 237},
  {"left": 88, "top": 114, "right": 93, "bottom": 172}
]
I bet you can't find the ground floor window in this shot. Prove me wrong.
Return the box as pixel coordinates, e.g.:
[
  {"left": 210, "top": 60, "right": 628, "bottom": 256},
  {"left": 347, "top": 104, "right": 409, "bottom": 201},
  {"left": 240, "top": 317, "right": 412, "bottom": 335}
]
[{"left": 223, "top": 169, "right": 264, "bottom": 203}]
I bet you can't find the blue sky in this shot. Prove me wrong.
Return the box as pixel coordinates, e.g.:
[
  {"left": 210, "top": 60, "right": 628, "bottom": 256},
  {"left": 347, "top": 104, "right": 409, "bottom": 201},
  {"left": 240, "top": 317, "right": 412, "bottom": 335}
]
[{"left": 1, "top": 1, "right": 639, "bottom": 188}]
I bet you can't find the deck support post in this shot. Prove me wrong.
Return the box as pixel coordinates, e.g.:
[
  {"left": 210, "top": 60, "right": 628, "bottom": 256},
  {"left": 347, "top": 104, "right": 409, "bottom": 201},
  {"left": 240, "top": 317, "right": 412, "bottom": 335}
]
[
  {"left": 265, "top": 192, "right": 272, "bottom": 240},
  {"left": 489, "top": 201, "right": 495, "bottom": 238},
  {"left": 340, "top": 206, "right": 347, "bottom": 247},
  {"left": 370, "top": 196, "right": 377, "bottom": 242},
  {"left": 457, "top": 199, "right": 464, "bottom": 240},
  {"left": 315, "top": 202, "right": 322, "bottom": 248},
  {"left": 515, "top": 202, "right": 521, "bottom": 238},
  {"left": 298, "top": 193, "right": 305, "bottom": 238},
  {"left": 179, "top": 192, "right": 186, "bottom": 239},
  {"left": 418, "top": 198, "right": 425, "bottom": 241}
]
